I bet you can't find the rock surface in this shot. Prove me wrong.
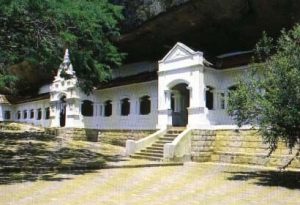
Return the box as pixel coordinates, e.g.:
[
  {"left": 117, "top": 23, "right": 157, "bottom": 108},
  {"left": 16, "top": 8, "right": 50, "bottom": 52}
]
[{"left": 115, "top": 0, "right": 300, "bottom": 62}]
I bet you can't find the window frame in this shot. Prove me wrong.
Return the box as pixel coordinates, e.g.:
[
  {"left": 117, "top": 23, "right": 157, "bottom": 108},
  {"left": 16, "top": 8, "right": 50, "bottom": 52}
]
[
  {"left": 139, "top": 95, "right": 151, "bottom": 115},
  {"left": 23, "top": 110, "right": 27, "bottom": 119},
  {"left": 120, "top": 98, "right": 130, "bottom": 116},
  {"left": 17, "top": 111, "right": 21, "bottom": 120},
  {"left": 4, "top": 111, "right": 11, "bottom": 120},
  {"left": 104, "top": 100, "right": 112, "bottom": 117},
  {"left": 81, "top": 100, "right": 94, "bottom": 117},
  {"left": 45, "top": 107, "right": 50, "bottom": 119},
  {"left": 37, "top": 108, "right": 42, "bottom": 120},
  {"left": 30, "top": 109, "right": 34, "bottom": 119}
]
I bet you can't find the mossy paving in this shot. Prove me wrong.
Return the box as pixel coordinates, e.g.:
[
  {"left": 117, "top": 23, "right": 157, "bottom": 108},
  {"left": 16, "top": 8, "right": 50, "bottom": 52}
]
[{"left": 1, "top": 163, "right": 299, "bottom": 205}]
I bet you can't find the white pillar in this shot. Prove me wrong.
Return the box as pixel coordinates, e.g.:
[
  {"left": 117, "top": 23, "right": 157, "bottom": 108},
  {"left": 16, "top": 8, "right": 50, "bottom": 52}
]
[
  {"left": 187, "top": 67, "right": 209, "bottom": 128},
  {"left": 157, "top": 89, "right": 172, "bottom": 129},
  {"left": 165, "top": 90, "right": 172, "bottom": 110}
]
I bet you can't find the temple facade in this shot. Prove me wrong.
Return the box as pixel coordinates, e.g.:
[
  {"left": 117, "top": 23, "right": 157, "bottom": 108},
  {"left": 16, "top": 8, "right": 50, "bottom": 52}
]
[{"left": 0, "top": 42, "right": 249, "bottom": 130}]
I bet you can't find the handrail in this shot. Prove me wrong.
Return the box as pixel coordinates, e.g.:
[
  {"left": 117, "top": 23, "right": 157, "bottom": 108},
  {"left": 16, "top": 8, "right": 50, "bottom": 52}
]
[
  {"left": 125, "top": 128, "right": 167, "bottom": 156},
  {"left": 163, "top": 128, "right": 192, "bottom": 161}
]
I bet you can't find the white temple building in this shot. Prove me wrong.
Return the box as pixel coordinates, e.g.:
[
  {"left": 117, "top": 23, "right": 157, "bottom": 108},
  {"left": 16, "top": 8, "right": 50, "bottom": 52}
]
[{"left": 0, "top": 42, "right": 250, "bottom": 131}]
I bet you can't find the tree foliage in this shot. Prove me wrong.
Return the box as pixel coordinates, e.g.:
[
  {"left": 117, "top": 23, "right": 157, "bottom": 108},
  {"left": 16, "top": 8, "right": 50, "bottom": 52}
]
[
  {"left": 0, "top": 0, "right": 124, "bottom": 94},
  {"left": 227, "top": 25, "right": 300, "bottom": 166}
]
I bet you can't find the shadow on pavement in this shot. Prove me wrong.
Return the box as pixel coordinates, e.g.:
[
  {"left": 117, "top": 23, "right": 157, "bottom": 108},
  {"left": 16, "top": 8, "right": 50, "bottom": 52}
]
[
  {"left": 0, "top": 131, "right": 125, "bottom": 185},
  {"left": 226, "top": 170, "right": 300, "bottom": 189}
]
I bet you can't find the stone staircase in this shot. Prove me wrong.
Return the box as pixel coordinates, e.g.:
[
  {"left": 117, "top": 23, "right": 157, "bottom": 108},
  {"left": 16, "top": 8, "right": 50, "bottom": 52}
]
[{"left": 130, "top": 127, "right": 185, "bottom": 161}]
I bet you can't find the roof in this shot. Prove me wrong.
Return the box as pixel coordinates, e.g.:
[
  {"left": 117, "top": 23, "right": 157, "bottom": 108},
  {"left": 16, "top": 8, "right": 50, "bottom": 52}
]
[
  {"left": 213, "top": 50, "right": 254, "bottom": 69},
  {"left": 4, "top": 93, "right": 50, "bottom": 105},
  {"left": 97, "top": 71, "right": 157, "bottom": 90},
  {"left": 0, "top": 95, "right": 11, "bottom": 104}
]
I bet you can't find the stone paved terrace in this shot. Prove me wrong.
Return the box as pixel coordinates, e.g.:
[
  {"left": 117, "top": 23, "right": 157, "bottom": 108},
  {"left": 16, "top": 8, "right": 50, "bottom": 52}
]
[{"left": 1, "top": 162, "right": 299, "bottom": 205}]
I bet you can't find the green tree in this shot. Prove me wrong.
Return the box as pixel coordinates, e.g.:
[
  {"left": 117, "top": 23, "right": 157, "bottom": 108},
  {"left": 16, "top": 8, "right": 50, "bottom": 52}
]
[
  {"left": 227, "top": 25, "right": 300, "bottom": 169},
  {"left": 0, "top": 0, "right": 124, "bottom": 94}
]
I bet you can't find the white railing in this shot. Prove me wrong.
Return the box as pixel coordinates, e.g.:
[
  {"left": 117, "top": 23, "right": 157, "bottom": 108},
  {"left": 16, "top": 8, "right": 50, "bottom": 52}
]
[
  {"left": 163, "top": 128, "right": 192, "bottom": 161},
  {"left": 125, "top": 128, "right": 167, "bottom": 156}
]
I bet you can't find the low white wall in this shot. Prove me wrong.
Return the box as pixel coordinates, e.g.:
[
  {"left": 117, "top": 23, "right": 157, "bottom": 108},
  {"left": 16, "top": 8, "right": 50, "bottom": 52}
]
[{"left": 12, "top": 99, "right": 51, "bottom": 127}]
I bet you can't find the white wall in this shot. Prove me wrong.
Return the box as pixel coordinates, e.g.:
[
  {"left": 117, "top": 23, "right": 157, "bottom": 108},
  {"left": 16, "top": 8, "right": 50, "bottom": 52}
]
[
  {"left": 11, "top": 99, "right": 51, "bottom": 127},
  {"left": 204, "top": 66, "right": 249, "bottom": 125},
  {"left": 83, "top": 80, "right": 158, "bottom": 130}
]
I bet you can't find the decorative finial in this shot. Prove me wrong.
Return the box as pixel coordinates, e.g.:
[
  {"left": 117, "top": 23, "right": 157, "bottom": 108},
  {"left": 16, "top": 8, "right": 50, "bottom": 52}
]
[{"left": 63, "top": 48, "right": 70, "bottom": 64}]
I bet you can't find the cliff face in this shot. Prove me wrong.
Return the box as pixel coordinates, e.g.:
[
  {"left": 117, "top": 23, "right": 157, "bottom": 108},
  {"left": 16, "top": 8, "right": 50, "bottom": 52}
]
[
  {"left": 115, "top": 0, "right": 300, "bottom": 63},
  {"left": 7, "top": 0, "right": 300, "bottom": 95},
  {"left": 112, "top": 0, "right": 190, "bottom": 31}
]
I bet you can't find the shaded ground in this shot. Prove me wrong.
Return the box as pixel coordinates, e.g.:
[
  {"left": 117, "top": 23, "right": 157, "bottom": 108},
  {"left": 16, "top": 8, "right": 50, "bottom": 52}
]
[
  {"left": 226, "top": 169, "right": 300, "bottom": 190},
  {"left": 1, "top": 163, "right": 299, "bottom": 205},
  {"left": 0, "top": 130, "right": 125, "bottom": 184}
]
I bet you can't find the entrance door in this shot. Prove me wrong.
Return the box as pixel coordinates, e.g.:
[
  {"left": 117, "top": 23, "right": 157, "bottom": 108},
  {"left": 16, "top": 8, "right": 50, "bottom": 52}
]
[
  {"left": 170, "top": 83, "right": 190, "bottom": 126},
  {"left": 59, "top": 96, "right": 66, "bottom": 127}
]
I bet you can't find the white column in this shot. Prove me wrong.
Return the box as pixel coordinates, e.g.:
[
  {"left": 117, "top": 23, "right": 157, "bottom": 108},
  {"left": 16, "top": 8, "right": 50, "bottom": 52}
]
[
  {"left": 187, "top": 66, "right": 209, "bottom": 128},
  {"left": 157, "top": 88, "right": 172, "bottom": 129},
  {"left": 165, "top": 90, "right": 172, "bottom": 110}
]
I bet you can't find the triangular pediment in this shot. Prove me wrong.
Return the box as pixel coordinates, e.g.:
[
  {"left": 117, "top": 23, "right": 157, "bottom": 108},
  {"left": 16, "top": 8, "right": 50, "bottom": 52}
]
[{"left": 160, "top": 42, "right": 201, "bottom": 63}]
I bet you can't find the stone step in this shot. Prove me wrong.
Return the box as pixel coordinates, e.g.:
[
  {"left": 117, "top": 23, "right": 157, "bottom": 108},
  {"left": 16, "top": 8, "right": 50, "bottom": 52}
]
[
  {"left": 162, "top": 135, "right": 178, "bottom": 139},
  {"left": 166, "top": 131, "right": 182, "bottom": 135},
  {"left": 145, "top": 147, "right": 164, "bottom": 152},
  {"left": 134, "top": 152, "right": 163, "bottom": 158},
  {"left": 168, "top": 126, "right": 186, "bottom": 130},
  {"left": 160, "top": 136, "right": 176, "bottom": 141},
  {"left": 157, "top": 139, "right": 173, "bottom": 143},
  {"left": 164, "top": 132, "right": 178, "bottom": 137},
  {"left": 154, "top": 141, "right": 169, "bottom": 145},
  {"left": 130, "top": 155, "right": 162, "bottom": 161},
  {"left": 151, "top": 144, "right": 164, "bottom": 148},
  {"left": 141, "top": 149, "right": 163, "bottom": 154}
]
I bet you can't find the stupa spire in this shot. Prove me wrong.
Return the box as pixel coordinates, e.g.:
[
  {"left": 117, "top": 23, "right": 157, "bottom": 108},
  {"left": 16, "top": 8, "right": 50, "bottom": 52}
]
[{"left": 63, "top": 48, "right": 70, "bottom": 64}]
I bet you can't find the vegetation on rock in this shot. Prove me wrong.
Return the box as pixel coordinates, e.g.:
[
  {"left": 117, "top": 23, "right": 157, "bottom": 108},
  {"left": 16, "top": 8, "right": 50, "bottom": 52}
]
[
  {"left": 227, "top": 24, "right": 300, "bottom": 169},
  {"left": 0, "top": 0, "right": 124, "bottom": 94}
]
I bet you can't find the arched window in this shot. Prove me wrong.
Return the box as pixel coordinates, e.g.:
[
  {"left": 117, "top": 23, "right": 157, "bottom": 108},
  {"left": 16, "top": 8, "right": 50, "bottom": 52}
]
[
  {"left": 17, "top": 111, "right": 21, "bottom": 119},
  {"left": 227, "top": 85, "right": 238, "bottom": 99},
  {"left": 121, "top": 98, "right": 130, "bottom": 116},
  {"left": 81, "top": 100, "right": 93, "bottom": 117},
  {"left": 140, "top": 95, "right": 151, "bottom": 115},
  {"left": 228, "top": 85, "right": 238, "bottom": 92},
  {"left": 206, "top": 86, "right": 214, "bottom": 110},
  {"left": 4, "top": 111, "right": 11, "bottom": 120},
  {"left": 37, "top": 108, "right": 42, "bottom": 120},
  {"left": 30, "top": 109, "right": 34, "bottom": 119},
  {"left": 104, "top": 100, "right": 112, "bottom": 117},
  {"left": 45, "top": 107, "right": 50, "bottom": 119},
  {"left": 23, "top": 110, "right": 27, "bottom": 119}
]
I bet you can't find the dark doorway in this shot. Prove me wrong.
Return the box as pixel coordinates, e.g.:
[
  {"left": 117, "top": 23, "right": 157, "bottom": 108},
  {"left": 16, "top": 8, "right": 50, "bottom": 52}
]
[
  {"left": 60, "top": 96, "right": 66, "bottom": 127},
  {"left": 170, "top": 83, "right": 190, "bottom": 127}
]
